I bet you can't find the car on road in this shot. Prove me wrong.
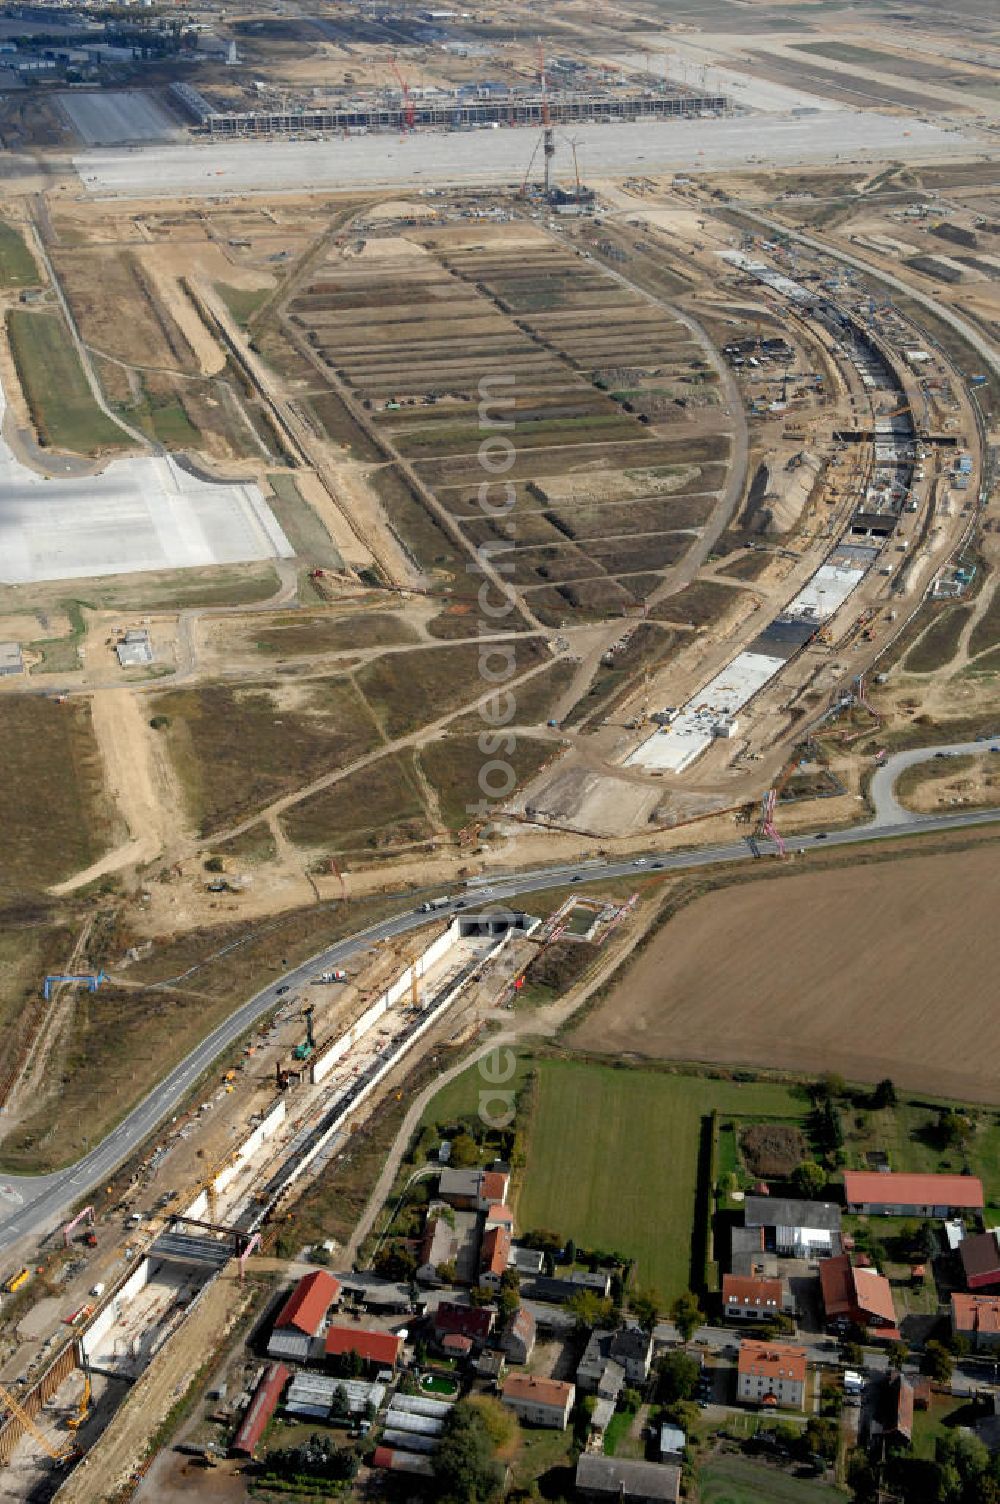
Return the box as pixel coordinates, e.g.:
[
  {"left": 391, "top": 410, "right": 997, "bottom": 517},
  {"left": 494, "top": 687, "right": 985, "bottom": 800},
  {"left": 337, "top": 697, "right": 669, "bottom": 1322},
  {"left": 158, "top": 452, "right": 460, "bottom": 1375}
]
[
  {"left": 276, "top": 985, "right": 291, "bottom": 995},
  {"left": 814, "top": 833, "right": 828, "bottom": 840}
]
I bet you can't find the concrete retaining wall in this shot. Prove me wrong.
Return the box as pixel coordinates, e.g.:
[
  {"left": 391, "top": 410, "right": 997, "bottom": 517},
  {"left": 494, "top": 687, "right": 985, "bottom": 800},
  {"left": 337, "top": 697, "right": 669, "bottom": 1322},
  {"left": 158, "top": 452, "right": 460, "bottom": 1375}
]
[
  {"left": 0, "top": 1337, "right": 77, "bottom": 1465},
  {"left": 311, "top": 923, "right": 456, "bottom": 1087}
]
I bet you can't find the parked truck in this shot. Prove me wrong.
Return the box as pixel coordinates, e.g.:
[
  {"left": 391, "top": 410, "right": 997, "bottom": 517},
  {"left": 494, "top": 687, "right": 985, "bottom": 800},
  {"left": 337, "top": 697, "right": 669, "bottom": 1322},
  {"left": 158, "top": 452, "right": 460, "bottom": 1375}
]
[{"left": 313, "top": 969, "right": 348, "bottom": 984}]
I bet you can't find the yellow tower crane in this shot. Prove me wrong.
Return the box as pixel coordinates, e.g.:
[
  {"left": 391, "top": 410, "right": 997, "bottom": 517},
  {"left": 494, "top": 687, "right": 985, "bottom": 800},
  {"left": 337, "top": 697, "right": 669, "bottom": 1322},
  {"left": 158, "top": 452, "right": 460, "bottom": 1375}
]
[{"left": 0, "top": 1381, "right": 77, "bottom": 1462}]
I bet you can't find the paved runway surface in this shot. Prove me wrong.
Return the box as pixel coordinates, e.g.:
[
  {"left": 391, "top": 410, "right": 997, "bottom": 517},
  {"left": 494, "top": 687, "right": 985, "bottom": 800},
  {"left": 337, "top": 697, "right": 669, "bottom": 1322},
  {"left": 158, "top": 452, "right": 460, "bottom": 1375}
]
[{"left": 74, "top": 111, "right": 974, "bottom": 199}]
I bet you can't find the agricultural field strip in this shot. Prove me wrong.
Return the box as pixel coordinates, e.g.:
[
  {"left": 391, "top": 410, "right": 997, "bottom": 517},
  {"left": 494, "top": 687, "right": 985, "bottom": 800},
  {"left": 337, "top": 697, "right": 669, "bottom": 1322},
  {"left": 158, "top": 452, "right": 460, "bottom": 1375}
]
[{"left": 291, "top": 236, "right": 730, "bottom": 624}]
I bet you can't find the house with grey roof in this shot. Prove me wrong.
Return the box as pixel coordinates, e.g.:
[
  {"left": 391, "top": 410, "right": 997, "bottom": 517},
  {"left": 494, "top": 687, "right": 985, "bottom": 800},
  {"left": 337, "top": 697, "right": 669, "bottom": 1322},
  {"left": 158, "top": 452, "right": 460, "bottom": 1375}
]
[
  {"left": 611, "top": 1325, "right": 654, "bottom": 1385},
  {"left": 576, "top": 1453, "right": 682, "bottom": 1502},
  {"left": 743, "top": 1195, "right": 842, "bottom": 1260}
]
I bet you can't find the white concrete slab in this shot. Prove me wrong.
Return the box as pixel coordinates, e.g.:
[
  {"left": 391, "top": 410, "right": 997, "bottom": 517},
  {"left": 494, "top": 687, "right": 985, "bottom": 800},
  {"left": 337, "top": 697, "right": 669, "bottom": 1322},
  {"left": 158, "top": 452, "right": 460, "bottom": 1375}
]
[
  {"left": 0, "top": 377, "right": 292, "bottom": 585},
  {"left": 627, "top": 650, "right": 785, "bottom": 772},
  {"left": 73, "top": 111, "right": 975, "bottom": 199}
]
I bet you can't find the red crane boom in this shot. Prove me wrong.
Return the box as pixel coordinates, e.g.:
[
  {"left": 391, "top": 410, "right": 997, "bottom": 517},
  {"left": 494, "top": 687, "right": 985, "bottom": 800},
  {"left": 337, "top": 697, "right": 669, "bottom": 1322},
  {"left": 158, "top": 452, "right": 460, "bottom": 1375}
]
[{"left": 390, "top": 56, "right": 415, "bottom": 130}]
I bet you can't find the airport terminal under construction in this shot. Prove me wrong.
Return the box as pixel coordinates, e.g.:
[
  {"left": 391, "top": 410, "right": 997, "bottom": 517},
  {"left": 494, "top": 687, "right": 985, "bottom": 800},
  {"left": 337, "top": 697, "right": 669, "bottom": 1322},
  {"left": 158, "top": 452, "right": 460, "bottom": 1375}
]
[{"left": 186, "top": 89, "right": 731, "bottom": 138}]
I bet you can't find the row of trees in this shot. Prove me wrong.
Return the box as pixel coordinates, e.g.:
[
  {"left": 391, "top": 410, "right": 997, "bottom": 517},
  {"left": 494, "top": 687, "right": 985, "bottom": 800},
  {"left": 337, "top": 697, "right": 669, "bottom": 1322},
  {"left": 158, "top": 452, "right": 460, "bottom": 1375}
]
[{"left": 851, "top": 1430, "right": 1000, "bottom": 1504}]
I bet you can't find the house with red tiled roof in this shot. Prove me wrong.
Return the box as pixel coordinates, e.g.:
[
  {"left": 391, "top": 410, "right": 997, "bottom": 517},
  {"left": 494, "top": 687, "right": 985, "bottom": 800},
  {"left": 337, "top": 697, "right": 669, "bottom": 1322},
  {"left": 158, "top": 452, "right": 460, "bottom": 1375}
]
[
  {"left": 324, "top": 1325, "right": 402, "bottom": 1372},
  {"left": 437, "top": 1167, "right": 510, "bottom": 1211},
  {"left": 875, "top": 1373, "right": 914, "bottom": 1446},
  {"left": 820, "top": 1254, "right": 899, "bottom": 1339},
  {"left": 952, "top": 1293, "right": 1000, "bottom": 1352},
  {"left": 961, "top": 1230, "right": 1000, "bottom": 1291},
  {"left": 844, "top": 1171, "right": 984, "bottom": 1218},
  {"left": 267, "top": 1271, "right": 340, "bottom": 1363},
  {"left": 722, "top": 1274, "right": 788, "bottom": 1322},
  {"left": 502, "top": 1373, "right": 575, "bottom": 1429},
  {"left": 737, "top": 1341, "right": 807, "bottom": 1411},
  {"left": 480, "top": 1225, "right": 512, "bottom": 1292},
  {"left": 433, "top": 1300, "right": 496, "bottom": 1351}
]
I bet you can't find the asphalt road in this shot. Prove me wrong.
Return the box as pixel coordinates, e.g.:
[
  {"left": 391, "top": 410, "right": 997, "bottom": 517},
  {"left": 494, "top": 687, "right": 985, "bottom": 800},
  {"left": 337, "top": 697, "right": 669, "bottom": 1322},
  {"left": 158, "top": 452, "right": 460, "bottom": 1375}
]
[
  {"left": 0, "top": 742, "right": 996, "bottom": 1256},
  {"left": 869, "top": 738, "right": 1000, "bottom": 825}
]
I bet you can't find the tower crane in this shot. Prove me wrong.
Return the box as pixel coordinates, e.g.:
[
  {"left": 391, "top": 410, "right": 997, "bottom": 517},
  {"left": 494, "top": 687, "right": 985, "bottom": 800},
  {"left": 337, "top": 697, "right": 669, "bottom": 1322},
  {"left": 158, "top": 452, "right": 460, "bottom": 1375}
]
[
  {"left": 537, "top": 39, "right": 554, "bottom": 195},
  {"left": 565, "top": 135, "right": 583, "bottom": 197},
  {"left": 0, "top": 1381, "right": 76, "bottom": 1462},
  {"left": 389, "top": 56, "right": 415, "bottom": 130},
  {"left": 66, "top": 1363, "right": 91, "bottom": 1432}
]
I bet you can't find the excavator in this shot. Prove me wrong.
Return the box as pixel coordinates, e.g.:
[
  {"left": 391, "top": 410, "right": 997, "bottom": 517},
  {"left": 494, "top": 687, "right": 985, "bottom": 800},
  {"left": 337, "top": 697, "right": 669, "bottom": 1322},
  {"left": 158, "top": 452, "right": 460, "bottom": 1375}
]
[{"left": 292, "top": 1006, "right": 316, "bottom": 1062}]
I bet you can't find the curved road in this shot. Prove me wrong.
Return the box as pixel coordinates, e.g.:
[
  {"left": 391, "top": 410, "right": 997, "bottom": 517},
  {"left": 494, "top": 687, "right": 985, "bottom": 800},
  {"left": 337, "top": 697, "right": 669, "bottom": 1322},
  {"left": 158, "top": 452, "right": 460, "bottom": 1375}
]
[
  {"left": 870, "top": 739, "right": 1000, "bottom": 826},
  {"left": 0, "top": 741, "right": 997, "bottom": 1254}
]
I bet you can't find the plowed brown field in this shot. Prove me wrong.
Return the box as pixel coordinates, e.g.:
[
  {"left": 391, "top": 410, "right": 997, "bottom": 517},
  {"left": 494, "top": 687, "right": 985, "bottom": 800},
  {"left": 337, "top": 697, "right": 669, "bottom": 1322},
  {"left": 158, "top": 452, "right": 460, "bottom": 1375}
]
[{"left": 571, "top": 846, "right": 1000, "bottom": 1102}]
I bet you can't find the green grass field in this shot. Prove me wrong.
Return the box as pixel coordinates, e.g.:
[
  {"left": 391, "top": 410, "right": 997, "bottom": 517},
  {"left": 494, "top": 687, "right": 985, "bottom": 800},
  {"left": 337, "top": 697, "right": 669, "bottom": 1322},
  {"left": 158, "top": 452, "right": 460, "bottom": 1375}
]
[
  {"left": 6, "top": 309, "right": 128, "bottom": 453},
  {"left": 515, "top": 1059, "right": 806, "bottom": 1301},
  {"left": 0, "top": 221, "right": 38, "bottom": 288},
  {"left": 699, "top": 1455, "right": 848, "bottom": 1503},
  {"left": 215, "top": 283, "right": 268, "bottom": 327}
]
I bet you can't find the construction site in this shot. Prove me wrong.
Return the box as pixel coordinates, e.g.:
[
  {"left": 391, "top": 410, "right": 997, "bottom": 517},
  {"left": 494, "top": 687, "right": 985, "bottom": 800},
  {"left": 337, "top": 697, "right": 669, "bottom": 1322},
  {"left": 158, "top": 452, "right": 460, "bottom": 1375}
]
[
  {"left": 0, "top": 0, "right": 995, "bottom": 1491},
  {"left": 0, "top": 910, "right": 537, "bottom": 1494}
]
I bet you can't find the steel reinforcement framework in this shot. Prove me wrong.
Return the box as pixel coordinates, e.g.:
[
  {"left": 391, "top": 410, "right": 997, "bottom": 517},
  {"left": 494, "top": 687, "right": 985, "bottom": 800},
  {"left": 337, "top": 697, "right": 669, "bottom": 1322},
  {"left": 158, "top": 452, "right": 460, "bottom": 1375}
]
[{"left": 202, "top": 91, "right": 731, "bottom": 137}]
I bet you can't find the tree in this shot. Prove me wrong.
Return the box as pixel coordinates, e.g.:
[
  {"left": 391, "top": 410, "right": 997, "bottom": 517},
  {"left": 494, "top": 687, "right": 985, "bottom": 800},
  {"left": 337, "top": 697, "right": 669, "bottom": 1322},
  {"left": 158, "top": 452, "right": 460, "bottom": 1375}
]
[
  {"left": 774, "top": 1421, "right": 800, "bottom": 1453},
  {"left": 204, "top": 855, "right": 225, "bottom": 873},
  {"left": 819, "top": 1071, "right": 847, "bottom": 1100},
  {"left": 449, "top": 1131, "right": 479, "bottom": 1167},
  {"left": 465, "top": 1395, "right": 517, "bottom": 1451},
  {"left": 818, "top": 1097, "right": 844, "bottom": 1153},
  {"left": 564, "top": 1237, "right": 576, "bottom": 1266},
  {"left": 841, "top": 1340, "right": 864, "bottom": 1367},
  {"left": 330, "top": 1383, "right": 349, "bottom": 1420},
  {"left": 922, "top": 1340, "right": 953, "bottom": 1383},
  {"left": 888, "top": 1340, "right": 909, "bottom": 1371},
  {"left": 566, "top": 1290, "right": 614, "bottom": 1330},
  {"left": 522, "top": 1228, "right": 562, "bottom": 1255},
  {"left": 436, "top": 1260, "right": 457, "bottom": 1285},
  {"left": 432, "top": 1401, "right": 504, "bottom": 1504},
  {"left": 846, "top": 1446, "right": 878, "bottom": 1503},
  {"left": 792, "top": 1160, "right": 827, "bottom": 1198},
  {"left": 804, "top": 1415, "right": 838, "bottom": 1461},
  {"left": 871, "top": 1078, "right": 897, "bottom": 1109},
  {"left": 936, "top": 1109, "right": 971, "bottom": 1150},
  {"left": 498, "top": 1269, "right": 520, "bottom": 1320},
  {"left": 656, "top": 1350, "right": 700, "bottom": 1404},
  {"left": 629, "top": 1288, "right": 660, "bottom": 1329},
  {"left": 671, "top": 1290, "right": 704, "bottom": 1342},
  {"left": 373, "top": 1244, "right": 416, "bottom": 1281}
]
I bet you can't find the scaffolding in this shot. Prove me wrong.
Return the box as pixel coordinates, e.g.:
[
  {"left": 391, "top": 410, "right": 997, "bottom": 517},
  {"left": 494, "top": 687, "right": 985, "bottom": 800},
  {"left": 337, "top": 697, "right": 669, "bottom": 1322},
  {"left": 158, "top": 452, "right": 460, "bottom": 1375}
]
[{"left": 201, "top": 90, "right": 730, "bottom": 137}]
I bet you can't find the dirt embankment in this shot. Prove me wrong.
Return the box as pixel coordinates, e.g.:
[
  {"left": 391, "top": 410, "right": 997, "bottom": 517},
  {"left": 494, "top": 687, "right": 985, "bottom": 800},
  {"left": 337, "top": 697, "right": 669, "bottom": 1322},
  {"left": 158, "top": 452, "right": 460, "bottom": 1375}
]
[{"left": 50, "top": 688, "right": 191, "bottom": 894}]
